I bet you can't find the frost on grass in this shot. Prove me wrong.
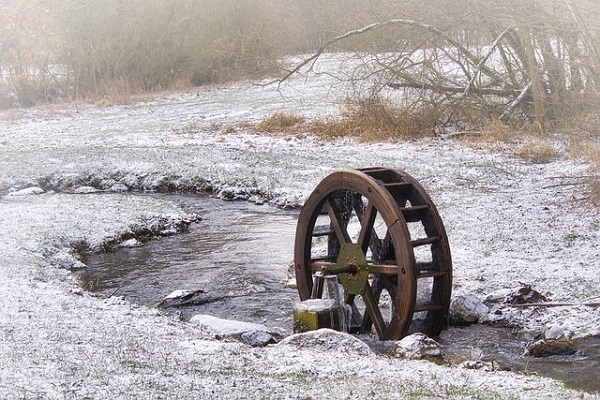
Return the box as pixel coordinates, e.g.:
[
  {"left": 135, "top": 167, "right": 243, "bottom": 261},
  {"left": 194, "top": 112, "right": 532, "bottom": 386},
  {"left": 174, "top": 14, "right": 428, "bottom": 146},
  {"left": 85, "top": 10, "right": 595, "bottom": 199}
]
[{"left": 0, "top": 54, "right": 599, "bottom": 398}]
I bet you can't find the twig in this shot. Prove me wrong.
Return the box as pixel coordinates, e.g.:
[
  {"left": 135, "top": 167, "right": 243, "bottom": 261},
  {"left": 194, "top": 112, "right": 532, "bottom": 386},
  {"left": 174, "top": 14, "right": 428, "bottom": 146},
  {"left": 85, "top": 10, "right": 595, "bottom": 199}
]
[
  {"left": 511, "top": 302, "right": 600, "bottom": 308},
  {"left": 276, "top": 21, "right": 387, "bottom": 86}
]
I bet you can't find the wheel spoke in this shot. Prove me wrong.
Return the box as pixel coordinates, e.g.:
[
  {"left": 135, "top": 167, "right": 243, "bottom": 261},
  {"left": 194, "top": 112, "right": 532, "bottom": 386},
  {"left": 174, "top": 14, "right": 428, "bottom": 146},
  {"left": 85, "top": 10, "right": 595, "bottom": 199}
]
[
  {"left": 308, "top": 261, "right": 397, "bottom": 275},
  {"left": 357, "top": 202, "right": 377, "bottom": 254},
  {"left": 358, "top": 276, "right": 384, "bottom": 334},
  {"left": 353, "top": 200, "right": 385, "bottom": 260},
  {"left": 361, "top": 282, "right": 386, "bottom": 338},
  {"left": 325, "top": 197, "right": 351, "bottom": 244}
]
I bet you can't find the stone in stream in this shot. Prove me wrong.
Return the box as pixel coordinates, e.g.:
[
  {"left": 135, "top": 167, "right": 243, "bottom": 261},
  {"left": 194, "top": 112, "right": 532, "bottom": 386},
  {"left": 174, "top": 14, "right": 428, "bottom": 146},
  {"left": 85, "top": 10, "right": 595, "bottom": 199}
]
[
  {"left": 390, "top": 333, "right": 444, "bottom": 364},
  {"left": 449, "top": 293, "right": 490, "bottom": 325},
  {"left": 110, "top": 183, "right": 130, "bottom": 193},
  {"left": 7, "top": 186, "right": 45, "bottom": 196},
  {"left": 525, "top": 338, "right": 579, "bottom": 357},
  {"left": 157, "top": 289, "right": 221, "bottom": 308}
]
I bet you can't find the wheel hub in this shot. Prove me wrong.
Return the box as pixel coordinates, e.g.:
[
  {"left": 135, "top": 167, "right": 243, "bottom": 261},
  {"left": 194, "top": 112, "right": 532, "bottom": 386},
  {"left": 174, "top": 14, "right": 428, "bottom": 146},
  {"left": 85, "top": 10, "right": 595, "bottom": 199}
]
[{"left": 329, "top": 243, "right": 370, "bottom": 295}]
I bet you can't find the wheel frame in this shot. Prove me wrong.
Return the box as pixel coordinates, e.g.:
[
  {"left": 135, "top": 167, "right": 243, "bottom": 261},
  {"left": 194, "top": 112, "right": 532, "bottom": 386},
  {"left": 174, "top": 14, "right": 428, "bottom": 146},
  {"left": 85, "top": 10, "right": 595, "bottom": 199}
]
[{"left": 294, "top": 168, "right": 452, "bottom": 340}]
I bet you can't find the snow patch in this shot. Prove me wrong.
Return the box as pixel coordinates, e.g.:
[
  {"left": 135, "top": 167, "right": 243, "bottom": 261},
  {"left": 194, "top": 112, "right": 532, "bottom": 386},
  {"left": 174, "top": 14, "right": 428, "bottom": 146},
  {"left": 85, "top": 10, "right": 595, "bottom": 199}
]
[
  {"left": 277, "top": 328, "right": 372, "bottom": 355},
  {"left": 7, "top": 186, "right": 45, "bottom": 196}
]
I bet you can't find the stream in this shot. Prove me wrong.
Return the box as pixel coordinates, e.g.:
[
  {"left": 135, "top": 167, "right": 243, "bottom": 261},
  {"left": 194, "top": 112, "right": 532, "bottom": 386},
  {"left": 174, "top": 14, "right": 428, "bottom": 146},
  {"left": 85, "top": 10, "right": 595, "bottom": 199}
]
[{"left": 78, "top": 194, "right": 600, "bottom": 394}]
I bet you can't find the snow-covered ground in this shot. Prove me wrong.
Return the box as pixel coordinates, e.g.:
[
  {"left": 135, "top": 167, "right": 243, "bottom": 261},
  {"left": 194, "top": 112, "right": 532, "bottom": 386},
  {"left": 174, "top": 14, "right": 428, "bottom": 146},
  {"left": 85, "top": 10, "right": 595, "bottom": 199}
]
[{"left": 1, "top": 56, "right": 599, "bottom": 398}]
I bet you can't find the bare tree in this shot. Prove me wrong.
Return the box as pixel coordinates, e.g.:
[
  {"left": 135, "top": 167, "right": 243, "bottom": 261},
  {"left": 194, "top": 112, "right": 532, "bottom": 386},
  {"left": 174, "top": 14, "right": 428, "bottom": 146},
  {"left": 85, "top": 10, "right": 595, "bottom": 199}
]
[{"left": 280, "top": 0, "right": 600, "bottom": 131}]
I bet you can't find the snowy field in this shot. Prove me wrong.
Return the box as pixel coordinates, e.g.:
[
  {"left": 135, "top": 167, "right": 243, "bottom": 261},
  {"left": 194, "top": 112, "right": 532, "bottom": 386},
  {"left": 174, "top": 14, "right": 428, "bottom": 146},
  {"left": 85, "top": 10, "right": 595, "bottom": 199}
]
[{"left": 1, "top": 56, "right": 599, "bottom": 398}]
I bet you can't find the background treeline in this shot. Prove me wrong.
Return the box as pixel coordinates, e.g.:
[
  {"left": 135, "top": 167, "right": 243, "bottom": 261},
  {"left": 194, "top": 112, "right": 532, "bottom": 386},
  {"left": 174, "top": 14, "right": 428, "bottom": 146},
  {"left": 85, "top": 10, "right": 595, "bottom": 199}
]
[
  {"left": 2, "top": 0, "right": 600, "bottom": 129},
  {"left": 1, "top": 0, "right": 288, "bottom": 106}
]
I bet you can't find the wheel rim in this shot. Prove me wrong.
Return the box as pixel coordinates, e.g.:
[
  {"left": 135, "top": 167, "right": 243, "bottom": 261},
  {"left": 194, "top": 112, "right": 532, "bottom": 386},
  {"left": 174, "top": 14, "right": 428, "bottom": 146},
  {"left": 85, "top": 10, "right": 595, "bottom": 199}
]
[{"left": 294, "top": 168, "right": 452, "bottom": 340}]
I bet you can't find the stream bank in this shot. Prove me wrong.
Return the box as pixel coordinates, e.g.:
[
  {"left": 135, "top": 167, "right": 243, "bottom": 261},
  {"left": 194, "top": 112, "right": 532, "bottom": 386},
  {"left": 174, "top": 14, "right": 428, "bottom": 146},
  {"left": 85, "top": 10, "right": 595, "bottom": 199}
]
[{"left": 78, "top": 194, "right": 600, "bottom": 394}]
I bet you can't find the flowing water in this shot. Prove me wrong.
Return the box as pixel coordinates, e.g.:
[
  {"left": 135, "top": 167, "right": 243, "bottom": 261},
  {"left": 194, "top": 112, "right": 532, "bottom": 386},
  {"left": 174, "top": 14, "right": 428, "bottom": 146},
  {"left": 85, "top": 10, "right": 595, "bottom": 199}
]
[
  {"left": 78, "top": 195, "right": 600, "bottom": 394},
  {"left": 78, "top": 195, "right": 300, "bottom": 328}
]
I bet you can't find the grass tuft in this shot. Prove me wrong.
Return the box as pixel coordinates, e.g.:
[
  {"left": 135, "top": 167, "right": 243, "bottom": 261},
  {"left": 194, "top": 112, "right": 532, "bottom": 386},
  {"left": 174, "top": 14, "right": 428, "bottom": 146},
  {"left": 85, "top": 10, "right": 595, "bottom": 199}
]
[
  {"left": 587, "top": 178, "right": 600, "bottom": 206},
  {"left": 479, "top": 119, "right": 512, "bottom": 143},
  {"left": 514, "top": 141, "right": 561, "bottom": 164},
  {"left": 256, "top": 112, "right": 306, "bottom": 132},
  {"left": 0, "top": 109, "right": 25, "bottom": 122},
  {"left": 568, "top": 138, "right": 600, "bottom": 171},
  {"left": 310, "top": 99, "right": 441, "bottom": 142}
]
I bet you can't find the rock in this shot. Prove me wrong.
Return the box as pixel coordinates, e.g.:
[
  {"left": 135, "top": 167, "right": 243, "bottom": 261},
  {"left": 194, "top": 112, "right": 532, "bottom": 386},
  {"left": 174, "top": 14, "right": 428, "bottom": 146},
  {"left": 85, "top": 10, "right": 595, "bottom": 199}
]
[
  {"left": 483, "top": 289, "right": 513, "bottom": 305},
  {"left": 391, "top": 333, "right": 443, "bottom": 363},
  {"left": 118, "top": 173, "right": 141, "bottom": 189},
  {"left": 217, "top": 187, "right": 236, "bottom": 200},
  {"left": 509, "top": 286, "right": 547, "bottom": 305},
  {"left": 165, "top": 289, "right": 197, "bottom": 299},
  {"left": 216, "top": 187, "right": 262, "bottom": 202},
  {"left": 47, "top": 249, "right": 87, "bottom": 270},
  {"left": 159, "top": 228, "right": 178, "bottom": 236},
  {"left": 73, "top": 186, "right": 100, "bottom": 194},
  {"left": 110, "top": 183, "right": 129, "bottom": 193},
  {"left": 240, "top": 331, "right": 276, "bottom": 347},
  {"left": 461, "top": 360, "right": 495, "bottom": 371},
  {"left": 119, "top": 238, "right": 142, "bottom": 248},
  {"left": 543, "top": 324, "right": 572, "bottom": 340},
  {"left": 7, "top": 186, "right": 45, "bottom": 196},
  {"left": 484, "top": 286, "right": 547, "bottom": 307},
  {"left": 277, "top": 328, "right": 372, "bottom": 355},
  {"left": 449, "top": 293, "right": 490, "bottom": 325},
  {"left": 189, "top": 314, "right": 278, "bottom": 345},
  {"left": 248, "top": 195, "right": 265, "bottom": 205},
  {"left": 158, "top": 289, "right": 219, "bottom": 308},
  {"left": 525, "top": 338, "right": 579, "bottom": 357},
  {"left": 271, "top": 194, "right": 302, "bottom": 210},
  {"left": 283, "top": 262, "right": 297, "bottom": 288},
  {"left": 283, "top": 277, "right": 297, "bottom": 289}
]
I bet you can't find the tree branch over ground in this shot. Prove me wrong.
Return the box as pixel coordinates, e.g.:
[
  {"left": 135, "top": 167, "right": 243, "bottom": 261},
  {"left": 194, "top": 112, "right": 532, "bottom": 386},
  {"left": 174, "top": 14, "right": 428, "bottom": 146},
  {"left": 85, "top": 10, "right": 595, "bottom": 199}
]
[{"left": 278, "top": 3, "right": 600, "bottom": 131}]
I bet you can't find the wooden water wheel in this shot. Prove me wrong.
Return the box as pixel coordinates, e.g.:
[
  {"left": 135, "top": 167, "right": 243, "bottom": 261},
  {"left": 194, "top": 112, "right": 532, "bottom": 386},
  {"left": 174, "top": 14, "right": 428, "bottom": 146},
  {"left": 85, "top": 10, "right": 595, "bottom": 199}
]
[{"left": 294, "top": 168, "right": 452, "bottom": 340}]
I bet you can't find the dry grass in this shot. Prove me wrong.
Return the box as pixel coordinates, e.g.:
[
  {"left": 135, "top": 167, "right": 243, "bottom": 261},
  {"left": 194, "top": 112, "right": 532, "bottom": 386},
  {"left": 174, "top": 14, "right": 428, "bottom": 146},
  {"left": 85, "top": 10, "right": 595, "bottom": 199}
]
[
  {"left": 256, "top": 112, "right": 306, "bottom": 132},
  {"left": 93, "top": 79, "right": 155, "bottom": 107},
  {"left": 568, "top": 138, "right": 600, "bottom": 171},
  {"left": 0, "top": 109, "right": 25, "bottom": 122},
  {"left": 514, "top": 141, "right": 561, "bottom": 164},
  {"left": 476, "top": 119, "right": 513, "bottom": 143},
  {"left": 459, "top": 118, "right": 546, "bottom": 145},
  {"left": 458, "top": 119, "right": 565, "bottom": 164},
  {"left": 588, "top": 179, "right": 600, "bottom": 206},
  {"left": 310, "top": 99, "right": 440, "bottom": 142}
]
